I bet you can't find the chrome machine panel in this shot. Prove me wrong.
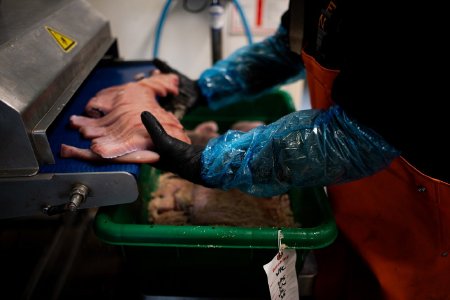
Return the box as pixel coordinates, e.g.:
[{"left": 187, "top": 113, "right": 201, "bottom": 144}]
[
  {"left": 0, "top": 0, "right": 113, "bottom": 176},
  {"left": 0, "top": 0, "right": 140, "bottom": 218}
]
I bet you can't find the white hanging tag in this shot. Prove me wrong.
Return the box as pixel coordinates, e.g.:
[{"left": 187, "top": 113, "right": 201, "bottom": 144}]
[{"left": 263, "top": 230, "right": 300, "bottom": 300}]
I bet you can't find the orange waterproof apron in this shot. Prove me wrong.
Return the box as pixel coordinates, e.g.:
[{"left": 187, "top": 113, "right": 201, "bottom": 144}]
[{"left": 302, "top": 50, "right": 450, "bottom": 300}]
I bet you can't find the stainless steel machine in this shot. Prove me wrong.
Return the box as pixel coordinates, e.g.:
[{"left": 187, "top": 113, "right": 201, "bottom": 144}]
[{"left": 0, "top": 0, "right": 140, "bottom": 218}]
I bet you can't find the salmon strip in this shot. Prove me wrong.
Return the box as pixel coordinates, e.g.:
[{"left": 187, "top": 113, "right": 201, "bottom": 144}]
[
  {"left": 60, "top": 144, "right": 160, "bottom": 163},
  {"left": 85, "top": 74, "right": 179, "bottom": 118},
  {"left": 61, "top": 74, "right": 189, "bottom": 163}
]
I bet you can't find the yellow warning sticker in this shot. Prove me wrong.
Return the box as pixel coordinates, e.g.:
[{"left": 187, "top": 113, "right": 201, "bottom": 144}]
[{"left": 45, "top": 26, "right": 77, "bottom": 53}]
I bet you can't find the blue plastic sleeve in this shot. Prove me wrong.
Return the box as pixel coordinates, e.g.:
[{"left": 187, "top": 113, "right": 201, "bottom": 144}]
[
  {"left": 197, "top": 26, "right": 305, "bottom": 110},
  {"left": 200, "top": 105, "right": 400, "bottom": 197}
]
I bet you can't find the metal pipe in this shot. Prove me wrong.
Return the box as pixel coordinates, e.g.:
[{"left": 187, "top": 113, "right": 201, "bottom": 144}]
[
  {"left": 50, "top": 210, "right": 92, "bottom": 300},
  {"left": 21, "top": 221, "right": 65, "bottom": 300},
  {"left": 209, "top": 0, "right": 224, "bottom": 64}
]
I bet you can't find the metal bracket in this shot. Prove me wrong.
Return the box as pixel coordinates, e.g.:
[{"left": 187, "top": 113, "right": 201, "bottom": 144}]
[
  {"left": 42, "top": 183, "right": 90, "bottom": 216},
  {"left": 0, "top": 171, "right": 138, "bottom": 219}
]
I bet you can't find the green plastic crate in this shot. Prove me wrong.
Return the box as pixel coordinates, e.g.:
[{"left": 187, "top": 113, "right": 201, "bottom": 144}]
[
  {"left": 93, "top": 90, "right": 337, "bottom": 296},
  {"left": 181, "top": 89, "right": 297, "bottom": 132},
  {"left": 95, "top": 90, "right": 336, "bottom": 248}
]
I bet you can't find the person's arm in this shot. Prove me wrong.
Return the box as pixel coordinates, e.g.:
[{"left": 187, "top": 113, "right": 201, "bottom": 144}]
[
  {"left": 141, "top": 105, "right": 400, "bottom": 197},
  {"left": 198, "top": 25, "right": 305, "bottom": 110},
  {"left": 154, "top": 21, "right": 305, "bottom": 112}
]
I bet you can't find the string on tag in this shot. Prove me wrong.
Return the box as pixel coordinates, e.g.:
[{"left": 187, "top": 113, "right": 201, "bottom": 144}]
[
  {"left": 277, "top": 229, "right": 286, "bottom": 259},
  {"left": 264, "top": 230, "right": 299, "bottom": 299}
]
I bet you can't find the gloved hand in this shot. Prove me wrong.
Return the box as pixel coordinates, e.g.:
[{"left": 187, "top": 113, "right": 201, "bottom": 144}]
[
  {"left": 152, "top": 58, "right": 207, "bottom": 118},
  {"left": 141, "top": 111, "right": 205, "bottom": 185}
]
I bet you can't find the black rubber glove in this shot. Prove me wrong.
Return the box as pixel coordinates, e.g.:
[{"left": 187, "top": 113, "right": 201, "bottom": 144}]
[
  {"left": 141, "top": 111, "right": 205, "bottom": 185},
  {"left": 152, "top": 58, "right": 207, "bottom": 118}
]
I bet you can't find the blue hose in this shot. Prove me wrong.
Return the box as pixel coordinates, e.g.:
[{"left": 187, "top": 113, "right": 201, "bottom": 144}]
[
  {"left": 153, "top": 0, "right": 253, "bottom": 58},
  {"left": 232, "top": 0, "right": 253, "bottom": 45},
  {"left": 153, "top": 0, "right": 173, "bottom": 58}
]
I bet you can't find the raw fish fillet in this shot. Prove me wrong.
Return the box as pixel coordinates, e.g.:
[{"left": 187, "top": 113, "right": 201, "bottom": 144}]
[
  {"left": 60, "top": 144, "right": 160, "bottom": 163},
  {"left": 61, "top": 75, "right": 189, "bottom": 163},
  {"left": 85, "top": 73, "right": 179, "bottom": 118}
]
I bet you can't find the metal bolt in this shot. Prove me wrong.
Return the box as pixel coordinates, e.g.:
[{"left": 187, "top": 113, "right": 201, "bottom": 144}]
[
  {"left": 42, "top": 205, "right": 50, "bottom": 214},
  {"left": 442, "top": 252, "right": 448, "bottom": 257},
  {"left": 417, "top": 186, "right": 427, "bottom": 193},
  {"left": 68, "top": 184, "right": 89, "bottom": 212}
]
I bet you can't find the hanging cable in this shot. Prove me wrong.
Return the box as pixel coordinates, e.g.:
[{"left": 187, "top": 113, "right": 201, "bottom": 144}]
[
  {"left": 232, "top": 0, "right": 253, "bottom": 45},
  {"left": 153, "top": 0, "right": 173, "bottom": 58},
  {"left": 153, "top": 0, "right": 253, "bottom": 59}
]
